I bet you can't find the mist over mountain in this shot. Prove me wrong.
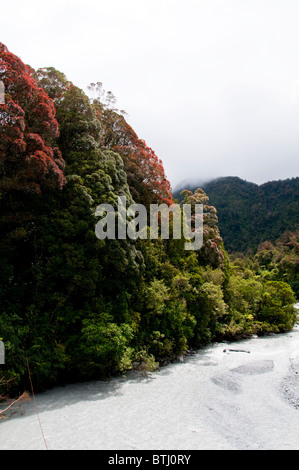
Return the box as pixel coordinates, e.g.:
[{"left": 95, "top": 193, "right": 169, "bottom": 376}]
[{"left": 174, "top": 176, "right": 299, "bottom": 252}]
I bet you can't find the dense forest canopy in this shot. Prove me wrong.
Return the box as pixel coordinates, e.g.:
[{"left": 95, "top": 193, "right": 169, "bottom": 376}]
[
  {"left": 174, "top": 176, "right": 299, "bottom": 252},
  {"left": 0, "top": 43, "right": 297, "bottom": 398}
]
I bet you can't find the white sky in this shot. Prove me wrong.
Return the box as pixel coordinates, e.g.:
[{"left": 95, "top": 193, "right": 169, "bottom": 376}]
[{"left": 2, "top": 0, "right": 299, "bottom": 190}]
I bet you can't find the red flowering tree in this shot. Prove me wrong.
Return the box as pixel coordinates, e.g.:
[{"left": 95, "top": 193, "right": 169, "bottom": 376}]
[
  {"left": 0, "top": 43, "right": 65, "bottom": 195},
  {"left": 89, "top": 85, "right": 172, "bottom": 207},
  {"left": 115, "top": 138, "right": 173, "bottom": 208}
]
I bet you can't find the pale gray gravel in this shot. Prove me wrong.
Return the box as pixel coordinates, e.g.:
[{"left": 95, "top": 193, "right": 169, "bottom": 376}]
[{"left": 1, "top": 314, "right": 299, "bottom": 450}]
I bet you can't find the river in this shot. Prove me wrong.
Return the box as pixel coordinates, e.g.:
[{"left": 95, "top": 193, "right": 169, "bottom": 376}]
[{"left": 1, "top": 320, "right": 299, "bottom": 450}]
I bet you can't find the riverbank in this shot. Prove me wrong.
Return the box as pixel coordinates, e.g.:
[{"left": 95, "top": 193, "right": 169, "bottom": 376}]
[{"left": 1, "top": 318, "right": 299, "bottom": 450}]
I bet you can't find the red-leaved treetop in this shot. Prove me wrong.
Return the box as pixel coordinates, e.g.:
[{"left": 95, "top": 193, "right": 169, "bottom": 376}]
[
  {"left": 89, "top": 84, "right": 173, "bottom": 207},
  {"left": 0, "top": 43, "right": 65, "bottom": 195},
  {"left": 115, "top": 138, "right": 173, "bottom": 208}
]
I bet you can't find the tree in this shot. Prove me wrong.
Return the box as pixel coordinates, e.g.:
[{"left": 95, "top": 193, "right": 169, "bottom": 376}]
[
  {"left": 180, "top": 188, "right": 225, "bottom": 268},
  {"left": 0, "top": 44, "right": 65, "bottom": 196},
  {"left": 89, "top": 83, "right": 173, "bottom": 208}
]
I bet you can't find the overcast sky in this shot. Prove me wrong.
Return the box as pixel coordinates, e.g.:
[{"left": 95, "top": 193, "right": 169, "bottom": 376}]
[{"left": 2, "top": 0, "right": 299, "bottom": 190}]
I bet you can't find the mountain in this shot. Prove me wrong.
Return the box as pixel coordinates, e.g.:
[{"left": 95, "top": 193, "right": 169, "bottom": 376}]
[{"left": 174, "top": 176, "right": 299, "bottom": 252}]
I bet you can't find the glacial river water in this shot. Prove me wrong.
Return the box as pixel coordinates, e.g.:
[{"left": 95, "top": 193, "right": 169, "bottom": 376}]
[{"left": 1, "top": 319, "right": 299, "bottom": 450}]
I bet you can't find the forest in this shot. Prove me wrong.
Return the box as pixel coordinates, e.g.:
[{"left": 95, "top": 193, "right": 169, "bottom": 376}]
[
  {"left": 0, "top": 43, "right": 298, "bottom": 398},
  {"left": 175, "top": 176, "right": 299, "bottom": 253}
]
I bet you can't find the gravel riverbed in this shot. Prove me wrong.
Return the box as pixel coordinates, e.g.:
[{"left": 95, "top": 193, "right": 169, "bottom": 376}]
[{"left": 1, "top": 322, "right": 299, "bottom": 450}]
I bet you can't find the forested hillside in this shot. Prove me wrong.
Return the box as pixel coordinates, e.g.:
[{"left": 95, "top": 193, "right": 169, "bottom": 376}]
[
  {"left": 0, "top": 43, "right": 297, "bottom": 397},
  {"left": 174, "top": 176, "right": 299, "bottom": 253}
]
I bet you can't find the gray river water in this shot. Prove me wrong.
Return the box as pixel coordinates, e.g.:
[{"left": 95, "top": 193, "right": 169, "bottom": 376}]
[{"left": 1, "top": 321, "right": 299, "bottom": 450}]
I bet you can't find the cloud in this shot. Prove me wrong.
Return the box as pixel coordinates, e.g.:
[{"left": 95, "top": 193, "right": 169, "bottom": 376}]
[{"left": 2, "top": 0, "right": 299, "bottom": 188}]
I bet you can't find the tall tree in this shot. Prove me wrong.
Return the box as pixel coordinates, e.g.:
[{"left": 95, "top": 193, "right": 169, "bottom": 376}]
[
  {"left": 180, "top": 188, "right": 225, "bottom": 268},
  {"left": 0, "top": 45, "right": 66, "bottom": 391},
  {"left": 89, "top": 83, "right": 173, "bottom": 207},
  {"left": 0, "top": 44, "right": 65, "bottom": 197}
]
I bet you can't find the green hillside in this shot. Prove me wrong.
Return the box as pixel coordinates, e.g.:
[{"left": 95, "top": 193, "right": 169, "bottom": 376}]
[{"left": 175, "top": 176, "right": 299, "bottom": 253}]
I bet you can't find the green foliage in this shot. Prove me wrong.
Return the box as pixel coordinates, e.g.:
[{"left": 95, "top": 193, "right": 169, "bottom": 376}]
[
  {"left": 80, "top": 314, "right": 134, "bottom": 377},
  {"left": 175, "top": 176, "right": 299, "bottom": 253},
  {"left": 145, "top": 279, "right": 170, "bottom": 315},
  {"left": 224, "top": 255, "right": 298, "bottom": 337},
  {"left": 256, "top": 281, "right": 297, "bottom": 332},
  {"left": 254, "top": 232, "right": 299, "bottom": 298},
  {"left": 0, "top": 45, "right": 298, "bottom": 397}
]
